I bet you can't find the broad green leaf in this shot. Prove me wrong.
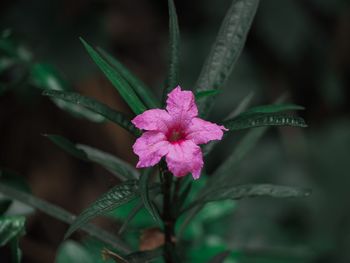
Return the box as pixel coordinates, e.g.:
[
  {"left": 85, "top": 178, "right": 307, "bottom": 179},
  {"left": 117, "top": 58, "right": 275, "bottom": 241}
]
[
  {"left": 77, "top": 144, "right": 139, "bottom": 180},
  {"left": 241, "top": 103, "right": 305, "bottom": 115},
  {"left": 0, "top": 216, "right": 25, "bottom": 246},
  {"left": 56, "top": 241, "right": 94, "bottom": 263},
  {"left": 65, "top": 180, "right": 139, "bottom": 239},
  {"left": 45, "top": 134, "right": 139, "bottom": 180},
  {"left": 195, "top": 90, "right": 220, "bottom": 100},
  {"left": 44, "top": 134, "right": 88, "bottom": 161},
  {"left": 31, "top": 63, "right": 105, "bottom": 122},
  {"left": 162, "top": 0, "right": 180, "bottom": 102},
  {"left": 0, "top": 181, "right": 130, "bottom": 253},
  {"left": 194, "top": 0, "right": 260, "bottom": 117},
  {"left": 224, "top": 113, "right": 307, "bottom": 131},
  {"left": 42, "top": 90, "right": 139, "bottom": 136},
  {"left": 80, "top": 38, "right": 147, "bottom": 115},
  {"left": 187, "top": 184, "right": 310, "bottom": 211},
  {"left": 139, "top": 169, "right": 162, "bottom": 225},
  {"left": 97, "top": 47, "right": 160, "bottom": 109}
]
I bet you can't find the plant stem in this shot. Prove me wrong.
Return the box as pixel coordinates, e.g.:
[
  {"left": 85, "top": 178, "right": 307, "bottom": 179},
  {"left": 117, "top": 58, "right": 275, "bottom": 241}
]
[{"left": 160, "top": 163, "right": 175, "bottom": 263}]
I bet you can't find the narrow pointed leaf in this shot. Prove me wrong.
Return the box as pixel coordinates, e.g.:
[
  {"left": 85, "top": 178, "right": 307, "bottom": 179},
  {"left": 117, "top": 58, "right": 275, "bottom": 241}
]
[
  {"left": 192, "top": 184, "right": 311, "bottom": 208},
  {"left": 118, "top": 201, "right": 143, "bottom": 235},
  {"left": 0, "top": 216, "right": 25, "bottom": 246},
  {"left": 44, "top": 134, "right": 88, "bottom": 160},
  {"left": 139, "top": 169, "right": 162, "bottom": 225},
  {"left": 195, "top": 90, "right": 220, "bottom": 100},
  {"left": 43, "top": 90, "right": 139, "bottom": 136},
  {"left": 224, "top": 113, "right": 307, "bottom": 131},
  {"left": 125, "top": 249, "right": 163, "bottom": 263},
  {"left": 241, "top": 103, "right": 304, "bottom": 115},
  {"left": 45, "top": 134, "right": 139, "bottom": 181},
  {"left": 80, "top": 38, "right": 147, "bottom": 115},
  {"left": 194, "top": 0, "right": 260, "bottom": 117},
  {"left": 163, "top": 0, "right": 180, "bottom": 102},
  {"left": 31, "top": 63, "right": 105, "bottom": 122},
  {"left": 64, "top": 180, "right": 139, "bottom": 239},
  {"left": 77, "top": 144, "right": 139, "bottom": 180},
  {"left": 97, "top": 47, "right": 160, "bottom": 109},
  {"left": 0, "top": 180, "right": 130, "bottom": 252},
  {"left": 207, "top": 251, "right": 231, "bottom": 263}
]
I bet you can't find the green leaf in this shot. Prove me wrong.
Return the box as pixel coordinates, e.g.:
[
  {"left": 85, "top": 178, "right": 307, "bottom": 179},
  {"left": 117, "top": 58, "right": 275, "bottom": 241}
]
[
  {"left": 162, "top": 0, "right": 180, "bottom": 102},
  {"left": 44, "top": 134, "right": 88, "bottom": 160},
  {"left": 80, "top": 38, "right": 147, "bottom": 115},
  {"left": 206, "top": 251, "right": 231, "bottom": 263},
  {"left": 43, "top": 90, "right": 139, "bottom": 136},
  {"left": 189, "top": 184, "right": 310, "bottom": 210},
  {"left": 64, "top": 180, "right": 139, "bottom": 239},
  {"left": 194, "top": 0, "right": 260, "bottom": 117},
  {"left": 118, "top": 201, "right": 143, "bottom": 235},
  {"left": 241, "top": 103, "right": 305, "bottom": 115},
  {"left": 0, "top": 200, "right": 12, "bottom": 215},
  {"left": 45, "top": 134, "right": 139, "bottom": 181},
  {"left": 224, "top": 113, "right": 307, "bottom": 131},
  {"left": 56, "top": 240, "right": 94, "bottom": 263},
  {"left": 195, "top": 90, "right": 220, "bottom": 100},
  {"left": 0, "top": 216, "right": 25, "bottom": 246},
  {"left": 125, "top": 249, "right": 163, "bottom": 263},
  {"left": 31, "top": 63, "right": 105, "bottom": 123},
  {"left": 0, "top": 180, "right": 131, "bottom": 253},
  {"left": 77, "top": 144, "right": 139, "bottom": 180},
  {"left": 0, "top": 216, "right": 25, "bottom": 263},
  {"left": 97, "top": 47, "right": 160, "bottom": 109},
  {"left": 139, "top": 169, "right": 162, "bottom": 226}
]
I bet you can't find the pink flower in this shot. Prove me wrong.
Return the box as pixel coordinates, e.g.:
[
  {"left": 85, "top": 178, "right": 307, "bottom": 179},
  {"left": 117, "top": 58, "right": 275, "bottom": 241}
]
[{"left": 131, "top": 86, "right": 227, "bottom": 179}]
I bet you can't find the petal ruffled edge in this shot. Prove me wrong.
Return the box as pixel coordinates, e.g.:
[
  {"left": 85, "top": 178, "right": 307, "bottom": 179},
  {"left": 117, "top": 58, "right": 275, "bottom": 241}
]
[
  {"left": 185, "top": 117, "right": 228, "bottom": 145},
  {"left": 133, "top": 131, "right": 170, "bottom": 168},
  {"left": 131, "top": 109, "right": 172, "bottom": 132},
  {"left": 165, "top": 140, "right": 203, "bottom": 180},
  {"left": 166, "top": 86, "right": 198, "bottom": 124}
]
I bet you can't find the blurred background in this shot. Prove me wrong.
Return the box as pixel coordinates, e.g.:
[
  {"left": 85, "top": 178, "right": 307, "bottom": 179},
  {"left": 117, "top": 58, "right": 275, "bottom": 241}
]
[{"left": 0, "top": 0, "right": 350, "bottom": 262}]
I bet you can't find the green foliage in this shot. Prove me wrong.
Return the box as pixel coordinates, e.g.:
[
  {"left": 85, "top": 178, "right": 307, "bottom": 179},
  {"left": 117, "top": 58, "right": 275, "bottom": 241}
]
[
  {"left": 240, "top": 103, "right": 305, "bottom": 115},
  {"left": 0, "top": 178, "right": 130, "bottom": 253},
  {"left": 0, "top": 216, "right": 25, "bottom": 263},
  {"left": 80, "top": 38, "right": 147, "bottom": 115},
  {"left": 195, "top": 90, "right": 221, "bottom": 100},
  {"left": 45, "top": 134, "right": 139, "bottom": 181},
  {"left": 163, "top": 0, "right": 180, "bottom": 101},
  {"left": 31, "top": 63, "right": 105, "bottom": 123},
  {"left": 224, "top": 113, "right": 307, "bottom": 131},
  {"left": 97, "top": 47, "right": 160, "bottom": 109},
  {"left": 56, "top": 240, "right": 94, "bottom": 263},
  {"left": 191, "top": 184, "right": 310, "bottom": 208},
  {"left": 43, "top": 90, "right": 139, "bottom": 136},
  {"left": 64, "top": 180, "right": 139, "bottom": 239},
  {"left": 194, "top": 0, "right": 260, "bottom": 117},
  {"left": 139, "top": 169, "right": 162, "bottom": 226}
]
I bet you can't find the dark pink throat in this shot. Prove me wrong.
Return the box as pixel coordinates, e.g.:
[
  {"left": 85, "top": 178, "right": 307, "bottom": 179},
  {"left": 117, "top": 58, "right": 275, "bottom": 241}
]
[{"left": 167, "top": 129, "right": 185, "bottom": 143}]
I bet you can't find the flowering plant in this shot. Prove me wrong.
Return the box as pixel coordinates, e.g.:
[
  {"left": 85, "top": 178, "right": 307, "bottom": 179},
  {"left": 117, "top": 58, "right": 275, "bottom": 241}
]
[{"left": 0, "top": 0, "right": 310, "bottom": 262}]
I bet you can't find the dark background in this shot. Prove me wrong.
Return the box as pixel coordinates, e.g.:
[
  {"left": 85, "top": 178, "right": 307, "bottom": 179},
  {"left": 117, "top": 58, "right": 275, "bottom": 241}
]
[{"left": 1, "top": 0, "right": 350, "bottom": 262}]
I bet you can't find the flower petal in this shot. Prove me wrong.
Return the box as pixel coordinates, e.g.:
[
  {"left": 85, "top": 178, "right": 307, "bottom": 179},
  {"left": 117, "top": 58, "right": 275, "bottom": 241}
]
[
  {"left": 166, "top": 86, "right": 198, "bottom": 124},
  {"left": 165, "top": 140, "right": 203, "bottom": 179},
  {"left": 185, "top": 117, "right": 228, "bottom": 145},
  {"left": 133, "top": 131, "right": 170, "bottom": 168},
  {"left": 131, "top": 109, "right": 172, "bottom": 132}
]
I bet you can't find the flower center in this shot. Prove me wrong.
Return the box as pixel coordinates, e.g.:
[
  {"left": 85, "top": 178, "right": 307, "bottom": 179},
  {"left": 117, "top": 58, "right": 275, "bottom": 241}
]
[{"left": 168, "top": 129, "right": 185, "bottom": 143}]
